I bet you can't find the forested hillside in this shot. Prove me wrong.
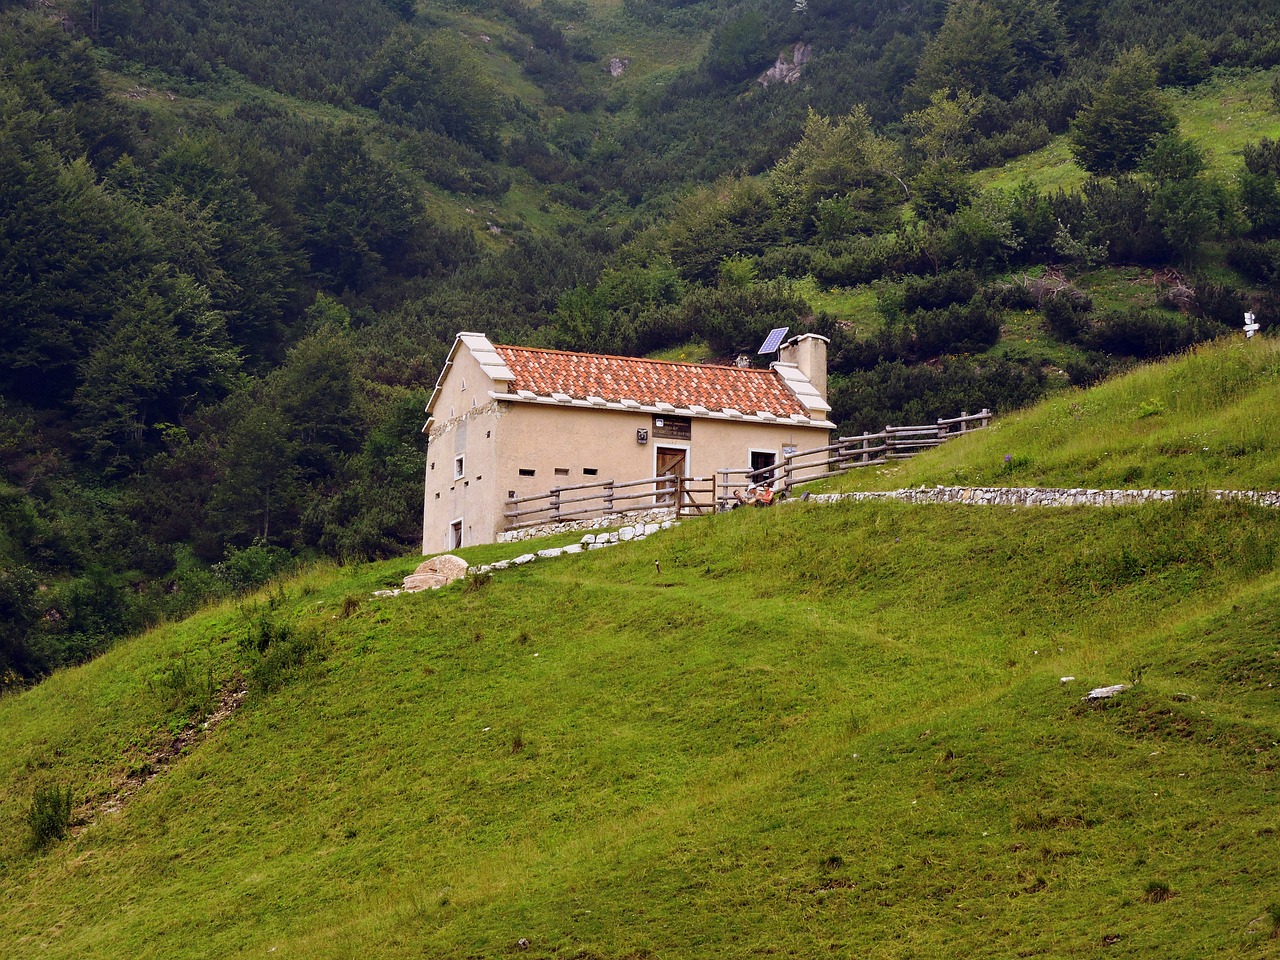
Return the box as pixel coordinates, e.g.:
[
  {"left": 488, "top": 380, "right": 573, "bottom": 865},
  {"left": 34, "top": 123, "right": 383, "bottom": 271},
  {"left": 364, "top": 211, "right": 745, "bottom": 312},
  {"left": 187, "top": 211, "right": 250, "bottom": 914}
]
[{"left": 4, "top": 0, "right": 1280, "bottom": 681}]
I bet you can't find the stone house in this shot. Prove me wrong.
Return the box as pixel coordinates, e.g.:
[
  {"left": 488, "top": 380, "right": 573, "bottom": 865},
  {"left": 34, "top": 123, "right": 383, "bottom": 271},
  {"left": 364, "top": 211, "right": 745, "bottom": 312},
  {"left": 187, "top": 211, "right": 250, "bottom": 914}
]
[{"left": 422, "top": 332, "right": 833, "bottom": 552}]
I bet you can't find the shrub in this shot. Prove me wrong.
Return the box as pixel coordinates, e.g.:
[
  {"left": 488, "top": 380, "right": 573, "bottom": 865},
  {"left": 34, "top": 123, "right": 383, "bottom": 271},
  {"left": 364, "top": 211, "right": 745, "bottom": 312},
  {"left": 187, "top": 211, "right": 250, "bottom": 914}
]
[
  {"left": 213, "top": 541, "right": 294, "bottom": 594},
  {"left": 1061, "top": 352, "right": 1118, "bottom": 387},
  {"left": 898, "top": 270, "right": 980, "bottom": 313},
  {"left": 239, "top": 612, "right": 327, "bottom": 695},
  {"left": 147, "top": 655, "right": 215, "bottom": 716},
  {"left": 1082, "top": 308, "right": 1225, "bottom": 358},
  {"left": 912, "top": 297, "right": 1002, "bottom": 357},
  {"left": 1192, "top": 278, "right": 1247, "bottom": 326},
  {"left": 990, "top": 282, "right": 1040, "bottom": 311},
  {"left": 1076, "top": 177, "right": 1173, "bottom": 264},
  {"left": 27, "top": 782, "right": 73, "bottom": 851},
  {"left": 1227, "top": 239, "right": 1280, "bottom": 286},
  {"left": 751, "top": 245, "right": 812, "bottom": 281}
]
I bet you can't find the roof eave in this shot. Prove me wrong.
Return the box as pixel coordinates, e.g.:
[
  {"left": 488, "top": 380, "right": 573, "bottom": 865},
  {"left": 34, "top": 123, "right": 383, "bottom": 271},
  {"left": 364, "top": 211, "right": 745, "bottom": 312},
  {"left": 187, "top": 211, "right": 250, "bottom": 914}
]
[{"left": 489, "top": 391, "right": 833, "bottom": 429}]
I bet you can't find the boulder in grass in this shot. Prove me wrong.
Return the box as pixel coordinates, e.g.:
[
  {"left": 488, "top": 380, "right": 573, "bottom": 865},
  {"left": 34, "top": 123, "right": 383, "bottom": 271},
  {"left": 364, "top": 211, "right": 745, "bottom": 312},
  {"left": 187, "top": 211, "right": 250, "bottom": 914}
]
[
  {"left": 402, "top": 554, "right": 470, "bottom": 592},
  {"left": 1083, "top": 684, "right": 1128, "bottom": 701}
]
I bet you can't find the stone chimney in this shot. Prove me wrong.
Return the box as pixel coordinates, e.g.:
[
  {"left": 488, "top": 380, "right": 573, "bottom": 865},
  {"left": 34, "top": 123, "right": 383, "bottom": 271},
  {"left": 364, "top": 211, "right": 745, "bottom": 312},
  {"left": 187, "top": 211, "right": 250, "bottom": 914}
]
[{"left": 778, "top": 333, "right": 829, "bottom": 403}]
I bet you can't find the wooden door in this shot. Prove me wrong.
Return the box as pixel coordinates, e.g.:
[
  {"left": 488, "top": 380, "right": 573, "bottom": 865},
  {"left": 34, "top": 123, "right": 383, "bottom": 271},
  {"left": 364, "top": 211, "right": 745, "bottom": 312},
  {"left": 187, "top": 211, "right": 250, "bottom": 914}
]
[{"left": 655, "top": 446, "right": 687, "bottom": 505}]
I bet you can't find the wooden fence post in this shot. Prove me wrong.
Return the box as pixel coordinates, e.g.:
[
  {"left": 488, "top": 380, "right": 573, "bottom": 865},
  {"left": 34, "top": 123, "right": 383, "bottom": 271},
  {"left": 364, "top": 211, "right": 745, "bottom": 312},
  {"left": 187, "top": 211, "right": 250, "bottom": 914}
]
[
  {"left": 550, "top": 486, "right": 561, "bottom": 521},
  {"left": 604, "top": 479, "right": 614, "bottom": 513}
]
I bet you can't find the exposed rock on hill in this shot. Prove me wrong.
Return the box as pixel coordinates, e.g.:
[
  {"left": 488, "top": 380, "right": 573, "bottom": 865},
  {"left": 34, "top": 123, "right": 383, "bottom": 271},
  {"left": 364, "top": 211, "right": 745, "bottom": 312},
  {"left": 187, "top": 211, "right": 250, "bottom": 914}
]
[{"left": 758, "top": 43, "right": 811, "bottom": 87}]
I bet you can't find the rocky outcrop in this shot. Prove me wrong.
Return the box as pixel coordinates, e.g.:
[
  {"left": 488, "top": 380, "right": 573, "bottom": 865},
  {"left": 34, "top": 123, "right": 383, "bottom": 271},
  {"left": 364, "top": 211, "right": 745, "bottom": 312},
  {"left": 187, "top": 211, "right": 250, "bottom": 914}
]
[
  {"left": 608, "top": 57, "right": 630, "bottom": 77},
  {"left": 758, "top": 43, "right": 811, "bottom": 88}
]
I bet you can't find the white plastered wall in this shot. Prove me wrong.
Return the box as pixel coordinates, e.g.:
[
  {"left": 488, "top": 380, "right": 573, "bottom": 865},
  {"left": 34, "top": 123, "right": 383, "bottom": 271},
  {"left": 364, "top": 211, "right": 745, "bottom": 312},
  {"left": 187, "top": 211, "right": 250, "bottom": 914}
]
[{"left": 422, "top": 345, "right": 505, "bottom": 553}]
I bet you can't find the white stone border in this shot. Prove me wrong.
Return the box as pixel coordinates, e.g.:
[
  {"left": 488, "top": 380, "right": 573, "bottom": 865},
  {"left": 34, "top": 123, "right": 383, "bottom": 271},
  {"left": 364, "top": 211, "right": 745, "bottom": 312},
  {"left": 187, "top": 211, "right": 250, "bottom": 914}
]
[
  {"left": 796, "top": 486, "right": 1280, "bottom": 508},
  {"left": 475, "top": 520, "right": 680, "bottom": 574}
]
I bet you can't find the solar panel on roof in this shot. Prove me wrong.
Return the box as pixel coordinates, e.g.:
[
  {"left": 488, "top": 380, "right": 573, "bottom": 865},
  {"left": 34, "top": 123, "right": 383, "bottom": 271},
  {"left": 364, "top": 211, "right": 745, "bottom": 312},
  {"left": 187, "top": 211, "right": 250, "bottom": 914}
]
[{"left": 757, "top": 327, "right": 789, "bottom": 354}]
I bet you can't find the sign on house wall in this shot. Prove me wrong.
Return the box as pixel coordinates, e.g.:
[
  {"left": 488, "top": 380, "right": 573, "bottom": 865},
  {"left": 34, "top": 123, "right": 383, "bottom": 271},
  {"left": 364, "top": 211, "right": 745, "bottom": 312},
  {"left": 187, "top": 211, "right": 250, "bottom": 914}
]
[{"left": 652, "top": 415, "right": 691, "bottom": 441}]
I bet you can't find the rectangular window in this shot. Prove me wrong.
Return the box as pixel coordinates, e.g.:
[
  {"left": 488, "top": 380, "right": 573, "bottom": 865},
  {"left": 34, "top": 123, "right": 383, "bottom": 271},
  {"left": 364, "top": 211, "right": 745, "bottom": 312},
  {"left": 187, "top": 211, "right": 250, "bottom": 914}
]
[
  {"left": 454, "top": 455, "right": 465, "bottom": 479},
  {"left": 519, "top": 468, "right": 535, "bottom": 477},
  {"left": 750, "top": 450, "right": 777, "bottom": 484},
  {"left": 583, "top": 467, "right": 599, "bottom": 476},
  {"left": 554, "top": 467, "right": 570, "bottom": 477}
]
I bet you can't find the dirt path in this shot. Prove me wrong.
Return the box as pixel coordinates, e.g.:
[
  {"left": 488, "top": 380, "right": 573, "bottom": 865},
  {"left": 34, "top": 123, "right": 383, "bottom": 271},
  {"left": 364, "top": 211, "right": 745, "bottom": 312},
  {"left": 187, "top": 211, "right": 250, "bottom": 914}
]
[{"left": 84, "top": 680, "right": 248, "bottom": 825}]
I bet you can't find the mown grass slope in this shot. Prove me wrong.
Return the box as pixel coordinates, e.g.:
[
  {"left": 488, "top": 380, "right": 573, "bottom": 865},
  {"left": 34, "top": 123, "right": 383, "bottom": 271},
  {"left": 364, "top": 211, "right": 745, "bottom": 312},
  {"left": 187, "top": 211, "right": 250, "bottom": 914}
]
[
  {"left": 3, "top": 438, "right": 1280, "bottom": 956},
  {"left": 837, "top": 334, "right": 1280, "bottom": 493}
]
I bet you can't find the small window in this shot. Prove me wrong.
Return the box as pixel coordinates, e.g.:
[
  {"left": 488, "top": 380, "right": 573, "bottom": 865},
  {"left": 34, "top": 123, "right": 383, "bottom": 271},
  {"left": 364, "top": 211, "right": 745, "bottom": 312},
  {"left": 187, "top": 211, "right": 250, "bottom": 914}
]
[
  {"left": 583, "top": 467, "right": 599, "bottom": 476},
  {"left": 460, "top": 378, "right": 467, "bottom": 391},
  {"left": 454, "top": 455, "right": 465, "bottom": 479},
  {"left": 508, "top": 490, "right": 516, "bottom": 499},
  {"left": 486, "top": 430, "right": 491, "bottom": 439},
  {"left": 430, "top": 462, "right": 435, "bottom": 471},
  {"left": 434, "top": 492, "right": 440, "bottom": 500},
  {"left": 554, "top": 467, "right": 570, "bottom": 477},
  {"left": 519, "top": 468, "right": 535, "bottom": 477}
]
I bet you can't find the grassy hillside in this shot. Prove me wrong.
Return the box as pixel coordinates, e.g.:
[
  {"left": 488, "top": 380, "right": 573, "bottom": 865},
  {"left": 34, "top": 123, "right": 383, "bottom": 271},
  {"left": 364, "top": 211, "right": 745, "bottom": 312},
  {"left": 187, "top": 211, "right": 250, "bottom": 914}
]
[
  {"left": 4, "top": 351, "right": 1280, "bottom": 956},
  {"left": 979, "top": 71, "right": 1280, "bottom": 193},
  {"left": 837, "top": 334, "right": 1280, "bottom": 493}
]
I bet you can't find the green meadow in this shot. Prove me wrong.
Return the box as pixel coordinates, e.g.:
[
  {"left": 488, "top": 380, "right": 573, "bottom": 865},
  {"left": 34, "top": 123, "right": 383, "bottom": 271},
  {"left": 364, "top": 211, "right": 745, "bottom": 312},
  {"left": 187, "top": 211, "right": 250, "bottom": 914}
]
[
  {"left": 4, "top": 338, "right": 1280, "bottom": 958},
  {"left": 838, "top": 335, "right": 1280, "bottom": 493},
  {"left": 978, "top": 71, "right": 1280, "bottom": 194}
]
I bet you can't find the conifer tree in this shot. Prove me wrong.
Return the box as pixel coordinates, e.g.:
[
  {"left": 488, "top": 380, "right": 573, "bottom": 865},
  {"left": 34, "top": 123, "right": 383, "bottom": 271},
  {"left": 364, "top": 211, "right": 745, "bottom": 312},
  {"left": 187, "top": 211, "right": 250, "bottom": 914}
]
[{"left": 1070, "top": 49, "right": 1176, "bottom": 176}]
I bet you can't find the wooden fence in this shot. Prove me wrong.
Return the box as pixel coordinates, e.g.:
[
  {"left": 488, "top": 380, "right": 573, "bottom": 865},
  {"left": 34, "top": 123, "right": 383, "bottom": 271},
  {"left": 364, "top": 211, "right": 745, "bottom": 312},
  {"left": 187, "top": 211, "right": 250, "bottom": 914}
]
[
  {"left": 504, "top": 474, "right": 716, "bottom": 531},
  {"left": 714, "top": 409, "right": 991, "bottom": 507},
  {"left": 503, "top": 408, "right": 990, "bottom": 532}
]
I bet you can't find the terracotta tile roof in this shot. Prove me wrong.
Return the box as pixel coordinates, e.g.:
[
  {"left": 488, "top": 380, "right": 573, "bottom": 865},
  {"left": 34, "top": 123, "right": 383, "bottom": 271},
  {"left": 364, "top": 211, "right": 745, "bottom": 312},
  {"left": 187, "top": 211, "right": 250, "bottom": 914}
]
[{"left": 493, "top": 345, "right": 810, "bottom": 418}]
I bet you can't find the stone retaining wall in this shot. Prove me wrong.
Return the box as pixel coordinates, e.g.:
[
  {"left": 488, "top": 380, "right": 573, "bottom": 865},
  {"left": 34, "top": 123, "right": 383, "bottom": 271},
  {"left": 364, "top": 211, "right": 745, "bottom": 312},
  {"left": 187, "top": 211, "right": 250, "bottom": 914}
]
[
  {"left": 801, "top": 486, "right": 1280, "bottom": 508},
  {"left": 499, "top": 507, "right": 678, "bottom": 543}
]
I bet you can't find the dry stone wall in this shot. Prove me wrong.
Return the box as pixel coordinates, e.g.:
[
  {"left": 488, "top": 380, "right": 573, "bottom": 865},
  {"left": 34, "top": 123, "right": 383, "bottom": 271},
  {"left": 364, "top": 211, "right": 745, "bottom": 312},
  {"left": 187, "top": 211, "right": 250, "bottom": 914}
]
[{"left": 499, "top": 507, "right": 678, "bottom": 543}]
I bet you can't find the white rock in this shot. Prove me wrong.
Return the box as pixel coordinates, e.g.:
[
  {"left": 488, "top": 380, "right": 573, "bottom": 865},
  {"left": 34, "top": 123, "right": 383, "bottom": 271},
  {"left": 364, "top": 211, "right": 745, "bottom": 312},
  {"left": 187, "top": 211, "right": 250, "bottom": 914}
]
[
  {"left": 537, "top": 548, "right": 563, "bottom": 559},
  {"left": 562, "top": 543, "right": 582, "bottom": 554},
  {"left": 618, "top": 526, "right": 635, "bottom": 541},
  {"left": 512, "top": 554, "right": 536, "bottom": 565},
  {"left": 644, "top": 523, "right": 660, "bottom": 535},
  {"left": 1083, "top": 684, "right": 1128, "bottom": 701},
  {"left": 1060, "top": 676, "right": 1075, "bottom": 684},
  {"left": 581, "top": 533, "right": 596, "bottom": 545}
]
